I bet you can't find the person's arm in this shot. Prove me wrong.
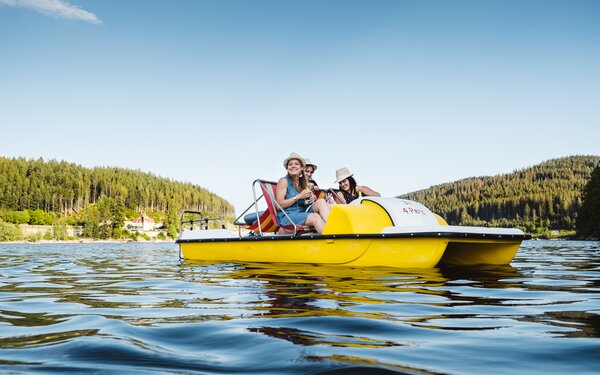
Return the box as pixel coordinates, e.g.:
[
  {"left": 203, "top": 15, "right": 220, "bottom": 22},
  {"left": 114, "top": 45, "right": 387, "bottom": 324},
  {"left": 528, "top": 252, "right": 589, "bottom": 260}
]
[
  {"left": 336, "top": 191, "right": 347, "bottom": 204},
  {"left": 309, "top": 180, "right": 320, "bottom": 202},
  {"left": 276, "top": 178, "right": 296, "bottom": 209},
  {"left": 276, "top": 178, "right": 310, "bottom": 208},
  {"left": 357, "top": 185, "right": 380, "bottom": 197}
]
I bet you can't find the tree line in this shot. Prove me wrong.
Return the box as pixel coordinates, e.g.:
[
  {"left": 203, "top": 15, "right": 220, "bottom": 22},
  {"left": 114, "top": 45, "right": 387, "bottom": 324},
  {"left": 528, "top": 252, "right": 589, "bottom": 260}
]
[
  {"left": 576, "top": 162, "right": 600, "bottom": 239},
  {"left": 399, "top": 155, "right": 600, "bottom": 235},
  {"left": 0, "top": 156, "right": 233, "bottom": 215},
  {"left": 0, "top": 156, "right": 234, "bottom": 239}
]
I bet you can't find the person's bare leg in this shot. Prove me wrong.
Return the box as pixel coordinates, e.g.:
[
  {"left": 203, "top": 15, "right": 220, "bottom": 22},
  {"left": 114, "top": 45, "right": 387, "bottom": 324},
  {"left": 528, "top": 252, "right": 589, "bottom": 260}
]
[
  {"left": 305, "top": 213, "right": 325, "bottom": 234},
  {"left": 312, "top": 199, "right": 330, "bottom": 221}
]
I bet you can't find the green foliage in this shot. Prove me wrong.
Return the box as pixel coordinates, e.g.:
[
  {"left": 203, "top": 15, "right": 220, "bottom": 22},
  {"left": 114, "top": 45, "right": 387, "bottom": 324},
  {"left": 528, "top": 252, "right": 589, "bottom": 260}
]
[
  {"left": 0, "top": 156, "right": 234, "bottom": 240},
  {"left": 80, "top": 204, "right": 100, "bottom": 238},
  {"left": 0, "top": 220, "right": 22, "bottom": 241},
  {"left": 0, "top": 155, "right": 234, "bottom": 218},
  {"left": 400, "top": 156, "right": 600, "bottom": 233},
  {"left": 2, "top": 210, "right": 30, "bottom": 224},
  {"left": 52, "top": 217, "right": 70, "bottom": 241},
  {"left": 28, "top": 209, "right": 54, "bottom": 225},
  {"left": 576, "top": 163, "right": 600, "bottom": 239},
  {"left": 79, "top": 199, "right": 117, "bottom": 239},
  {"left": 112, "top": 227, "right": 123, "bottom": 239},
  {"left": 26, "top": 232, "right": 43, "bottom": 242},
  {"left": 167, "top": 224, "right": 179, "bottom": 239}
]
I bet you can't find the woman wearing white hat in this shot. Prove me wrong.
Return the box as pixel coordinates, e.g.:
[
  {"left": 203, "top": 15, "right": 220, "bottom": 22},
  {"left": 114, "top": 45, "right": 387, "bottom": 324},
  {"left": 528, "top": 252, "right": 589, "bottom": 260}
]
[
  {"left": 334, "top": 167, "right": 380, "bottom": 204},
  {"left": 275, "top": 152, "right": 330, "bottom": 233}
]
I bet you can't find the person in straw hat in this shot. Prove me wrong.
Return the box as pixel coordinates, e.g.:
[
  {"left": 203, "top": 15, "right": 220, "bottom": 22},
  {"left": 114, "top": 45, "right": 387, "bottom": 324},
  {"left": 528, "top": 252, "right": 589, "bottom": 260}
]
[
  {"left": 334, "top": 167, "right": 380, "bottom": 204},
  {"left": 276, "top": 152, "right": 330, "bottom": 233}
]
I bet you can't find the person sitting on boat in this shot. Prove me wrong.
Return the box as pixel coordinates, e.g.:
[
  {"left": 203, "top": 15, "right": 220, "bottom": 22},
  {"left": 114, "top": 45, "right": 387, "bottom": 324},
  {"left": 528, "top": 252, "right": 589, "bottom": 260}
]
[
  {"left": 304, "top": 157, "right": 319, "bottom": 191},
  {"left": 334, "top": 167, "right": 380, "bottom": 204},
  {"left": 276, "top": 153, "right": 330, "bottom": 234}
]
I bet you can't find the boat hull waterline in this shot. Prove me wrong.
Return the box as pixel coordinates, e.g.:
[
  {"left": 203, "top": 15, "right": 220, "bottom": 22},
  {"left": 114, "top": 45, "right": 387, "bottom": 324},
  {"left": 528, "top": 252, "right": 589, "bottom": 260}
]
[
  {"left": 177, "top": 231, "right": 526, "bottom": 268},
  {"left": 177, "top": 196, "right": 529, "bottom": 268}
]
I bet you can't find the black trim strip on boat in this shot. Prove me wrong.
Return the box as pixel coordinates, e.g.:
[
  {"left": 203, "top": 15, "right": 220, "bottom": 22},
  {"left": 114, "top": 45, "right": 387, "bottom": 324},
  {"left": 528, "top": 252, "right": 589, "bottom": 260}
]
[{"left": 176, "top": 231, "right": 532, "bottom": 244}]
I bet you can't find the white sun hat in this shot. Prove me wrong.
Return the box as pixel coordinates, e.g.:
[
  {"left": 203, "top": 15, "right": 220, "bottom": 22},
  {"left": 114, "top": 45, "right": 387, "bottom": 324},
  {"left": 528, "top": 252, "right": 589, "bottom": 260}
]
[
  {"left": 304, "top": 157, "right": 317, "bottom": 171},
  {"left": 283, "top": 152, "right": 306, "bottom": 169},
  {"left": 334, "top": 167, "right": 353, "bottom": 183}
]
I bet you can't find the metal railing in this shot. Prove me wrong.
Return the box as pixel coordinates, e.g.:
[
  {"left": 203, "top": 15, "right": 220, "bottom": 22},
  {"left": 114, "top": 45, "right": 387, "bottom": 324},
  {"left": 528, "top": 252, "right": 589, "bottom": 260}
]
[
  {"left": 233, "top": 179, "right": 304, "bottom": 236},
  {"left": 179, "top": 210, "right": 226, "bottom": 234}
]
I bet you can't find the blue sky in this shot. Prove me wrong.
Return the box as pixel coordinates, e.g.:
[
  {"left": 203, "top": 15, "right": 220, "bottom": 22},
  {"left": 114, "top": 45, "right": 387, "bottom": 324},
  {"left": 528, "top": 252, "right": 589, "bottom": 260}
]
[{"left": 1, "top": 0, "right": 599, "bottom": 215}]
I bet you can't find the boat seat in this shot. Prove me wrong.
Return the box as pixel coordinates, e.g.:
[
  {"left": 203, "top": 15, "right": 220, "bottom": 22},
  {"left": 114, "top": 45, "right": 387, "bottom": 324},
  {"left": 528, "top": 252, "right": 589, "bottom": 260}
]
[
  {"left": 245, "top": 208, "right": 279, "bottom": 233},
  {"left": 245, "top": 180, "right": 314, "bottom": 235}
]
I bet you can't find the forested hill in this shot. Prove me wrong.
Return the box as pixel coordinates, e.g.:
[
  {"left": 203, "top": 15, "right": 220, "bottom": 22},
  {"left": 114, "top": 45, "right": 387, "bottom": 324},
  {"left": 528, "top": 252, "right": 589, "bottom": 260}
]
[
  {"left": 0, "top": 156, "right": 234, "bottom": 217},
  {"left": 399, "top": 155, "right": 600, "bottom": 233}
]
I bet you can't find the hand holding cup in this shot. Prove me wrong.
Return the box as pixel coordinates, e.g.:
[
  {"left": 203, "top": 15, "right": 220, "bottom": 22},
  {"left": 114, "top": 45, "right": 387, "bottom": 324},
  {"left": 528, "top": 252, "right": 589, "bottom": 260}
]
[{"left": 299, "top": 188, "right": 312, "bottom": 200}]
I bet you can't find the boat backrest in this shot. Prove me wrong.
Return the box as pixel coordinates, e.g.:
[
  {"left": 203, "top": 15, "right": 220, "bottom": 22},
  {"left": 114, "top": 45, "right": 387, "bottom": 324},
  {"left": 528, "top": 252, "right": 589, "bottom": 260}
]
[
  {"left": 246, "top": 208, "right": 278, "bottom": 233},
  {"left": 257, "top": 180, "right": 281, "bottom": 230},
  {"left": 235, "top": 179, "right": 313, "bottom": 236},
  {"left": 254, "top": 179, "right": 312, "bottom": 235}
]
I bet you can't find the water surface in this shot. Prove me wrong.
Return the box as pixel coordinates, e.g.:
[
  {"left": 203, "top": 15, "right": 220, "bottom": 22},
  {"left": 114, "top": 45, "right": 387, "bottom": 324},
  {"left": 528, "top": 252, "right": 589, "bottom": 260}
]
[{"left": 0, "top": 240, "right": 599, "bottom": 374}]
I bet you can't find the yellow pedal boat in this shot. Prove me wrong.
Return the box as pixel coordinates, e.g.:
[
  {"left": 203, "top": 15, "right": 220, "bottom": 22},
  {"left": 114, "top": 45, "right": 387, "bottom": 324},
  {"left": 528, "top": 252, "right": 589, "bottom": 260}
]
[{"left": 177, "top": 186, "right": 530, "bottom": 268}]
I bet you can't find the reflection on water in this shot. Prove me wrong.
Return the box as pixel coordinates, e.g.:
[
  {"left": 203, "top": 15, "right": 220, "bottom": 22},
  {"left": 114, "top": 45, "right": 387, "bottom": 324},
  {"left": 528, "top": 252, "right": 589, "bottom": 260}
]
[{"left": 0, "top": 241, "right": 599, "bottom": 374}]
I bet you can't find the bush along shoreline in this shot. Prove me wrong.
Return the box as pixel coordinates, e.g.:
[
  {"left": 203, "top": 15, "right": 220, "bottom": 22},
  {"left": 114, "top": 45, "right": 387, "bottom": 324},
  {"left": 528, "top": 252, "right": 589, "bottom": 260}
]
[{"left": 0, "top": 220, "right": 172, "bottom": 242}]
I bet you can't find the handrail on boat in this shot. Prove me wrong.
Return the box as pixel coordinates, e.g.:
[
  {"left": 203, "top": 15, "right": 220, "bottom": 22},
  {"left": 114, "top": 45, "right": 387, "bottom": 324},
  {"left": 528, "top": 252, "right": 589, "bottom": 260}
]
[
  {"left": 233, "top": 180, "right": 267, "bottom": 235},
  {"left": 233, "top": 179, "right": 303, "bottom": 237},
  {"left": 326, "top": 188, "right": 345, "bottom": 204},
  {"left": 180, "top": 210, "right": 202, "bottom": 233},
  {"left": 180, "top": 210, "right": 227, "bottom": 233}
]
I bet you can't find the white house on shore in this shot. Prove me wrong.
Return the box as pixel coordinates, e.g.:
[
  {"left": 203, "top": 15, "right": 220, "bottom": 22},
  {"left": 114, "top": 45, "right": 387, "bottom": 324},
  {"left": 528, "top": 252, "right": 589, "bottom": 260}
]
[{"left": 125, "top": 215, "right": 161, "bottom": 232}]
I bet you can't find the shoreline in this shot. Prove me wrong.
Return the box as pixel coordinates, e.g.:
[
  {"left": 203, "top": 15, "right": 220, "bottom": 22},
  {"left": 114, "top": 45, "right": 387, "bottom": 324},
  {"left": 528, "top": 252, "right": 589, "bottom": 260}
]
[
  {"left": 0, "top": 238, "right": 176, "bottom": 244},
  {"left": 1, "top": 238, "right": 597, "bottom": 244}
]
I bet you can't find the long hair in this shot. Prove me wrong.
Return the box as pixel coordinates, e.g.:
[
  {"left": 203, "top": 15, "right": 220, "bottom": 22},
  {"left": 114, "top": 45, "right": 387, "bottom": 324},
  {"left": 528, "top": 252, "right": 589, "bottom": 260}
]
[
  {"left": 339, "top": 176, "right": 357, "bottom": 195},
  {"left": 299, "top": 171, "right": 308, "bottom": 191},
  {"left": 287, "top": 160, "right": 308, "bottom": 191}
]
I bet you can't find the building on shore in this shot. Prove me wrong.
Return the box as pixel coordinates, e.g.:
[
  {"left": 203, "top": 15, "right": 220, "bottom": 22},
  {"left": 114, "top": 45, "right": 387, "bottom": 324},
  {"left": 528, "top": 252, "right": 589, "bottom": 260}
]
[{"left": 125, "top": 215, "right": 162, "bottom": 232}]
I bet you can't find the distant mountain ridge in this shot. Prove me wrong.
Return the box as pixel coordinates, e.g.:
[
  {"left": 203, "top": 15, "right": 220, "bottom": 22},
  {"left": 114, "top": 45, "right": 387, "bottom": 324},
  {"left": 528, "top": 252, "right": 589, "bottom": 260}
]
[{"left": 399, "top": 155, "right": 600, "bottom": 233}]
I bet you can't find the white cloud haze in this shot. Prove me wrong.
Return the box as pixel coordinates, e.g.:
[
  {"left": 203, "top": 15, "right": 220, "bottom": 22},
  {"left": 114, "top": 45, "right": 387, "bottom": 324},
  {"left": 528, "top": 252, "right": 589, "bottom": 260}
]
[{"left": 0, "top": 0, "right": 102, "bottom": 24}]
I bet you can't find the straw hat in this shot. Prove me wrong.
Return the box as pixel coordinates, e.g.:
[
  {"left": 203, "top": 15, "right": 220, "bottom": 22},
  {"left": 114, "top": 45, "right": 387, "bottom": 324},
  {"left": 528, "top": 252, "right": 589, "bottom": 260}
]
[
  {"left": 304, "top": 157, "right": 317, "bottom": 171},
  {"left": 283, "top": 152, "right": 306, "bottom": 169},
  {"left": 334, "top": 167, "right": 353, "bottom": 183}
]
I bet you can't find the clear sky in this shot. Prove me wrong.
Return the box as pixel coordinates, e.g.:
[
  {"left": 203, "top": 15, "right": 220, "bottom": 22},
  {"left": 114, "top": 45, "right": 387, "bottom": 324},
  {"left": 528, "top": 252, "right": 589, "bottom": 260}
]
[{"left": 1, "top": 0, "right": 599, "bottom": 215}]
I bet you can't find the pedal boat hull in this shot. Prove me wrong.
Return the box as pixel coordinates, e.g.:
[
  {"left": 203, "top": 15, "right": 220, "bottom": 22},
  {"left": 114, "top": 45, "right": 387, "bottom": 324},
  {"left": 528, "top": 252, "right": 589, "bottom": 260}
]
[{"left": 177, "top": 197, "right": 530, "bottom": 268}]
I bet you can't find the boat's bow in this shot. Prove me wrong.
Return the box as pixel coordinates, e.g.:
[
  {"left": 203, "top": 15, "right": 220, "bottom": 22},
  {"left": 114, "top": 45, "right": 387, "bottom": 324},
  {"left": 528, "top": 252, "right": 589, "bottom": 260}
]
[{"left": 350, "top": 197, "right": 530, "bottom": 265}]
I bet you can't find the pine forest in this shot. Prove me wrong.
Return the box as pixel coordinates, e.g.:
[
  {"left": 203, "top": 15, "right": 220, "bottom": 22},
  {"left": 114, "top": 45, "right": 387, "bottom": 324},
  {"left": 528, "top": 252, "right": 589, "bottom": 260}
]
[
  {"left": 400, "top": 155, "right": 600, "bottom": 235},
  {"left": 0, "top": 156, "right": 234, "bottom": 240}
]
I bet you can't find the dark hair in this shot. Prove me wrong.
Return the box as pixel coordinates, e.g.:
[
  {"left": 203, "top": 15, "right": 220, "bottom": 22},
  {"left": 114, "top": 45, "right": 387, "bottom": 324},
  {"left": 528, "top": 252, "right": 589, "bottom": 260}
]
[
  {"left": 299, "top": 172, "right": 308, "bottom": 191},
  {"left": 339, "top": 176, "right": 357, "bottom": 195}
]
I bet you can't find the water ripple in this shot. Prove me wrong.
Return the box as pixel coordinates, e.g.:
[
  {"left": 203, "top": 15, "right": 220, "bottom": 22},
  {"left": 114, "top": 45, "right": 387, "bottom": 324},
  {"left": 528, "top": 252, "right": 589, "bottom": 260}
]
[{"left": 0, "top": 241, "right": 599, "bottom": 374}]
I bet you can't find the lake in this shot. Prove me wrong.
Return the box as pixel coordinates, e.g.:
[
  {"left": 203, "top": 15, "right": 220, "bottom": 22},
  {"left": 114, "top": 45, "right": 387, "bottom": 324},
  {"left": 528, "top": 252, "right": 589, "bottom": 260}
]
[{"left": 0, "top": 240, "right": 599, "bottom": 374}]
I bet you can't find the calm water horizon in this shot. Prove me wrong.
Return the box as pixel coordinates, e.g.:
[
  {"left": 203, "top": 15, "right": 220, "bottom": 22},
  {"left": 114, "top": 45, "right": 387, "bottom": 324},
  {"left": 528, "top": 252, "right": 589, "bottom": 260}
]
[{"left": 0, "top": 240, "right": 599, "bottom": 374}]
